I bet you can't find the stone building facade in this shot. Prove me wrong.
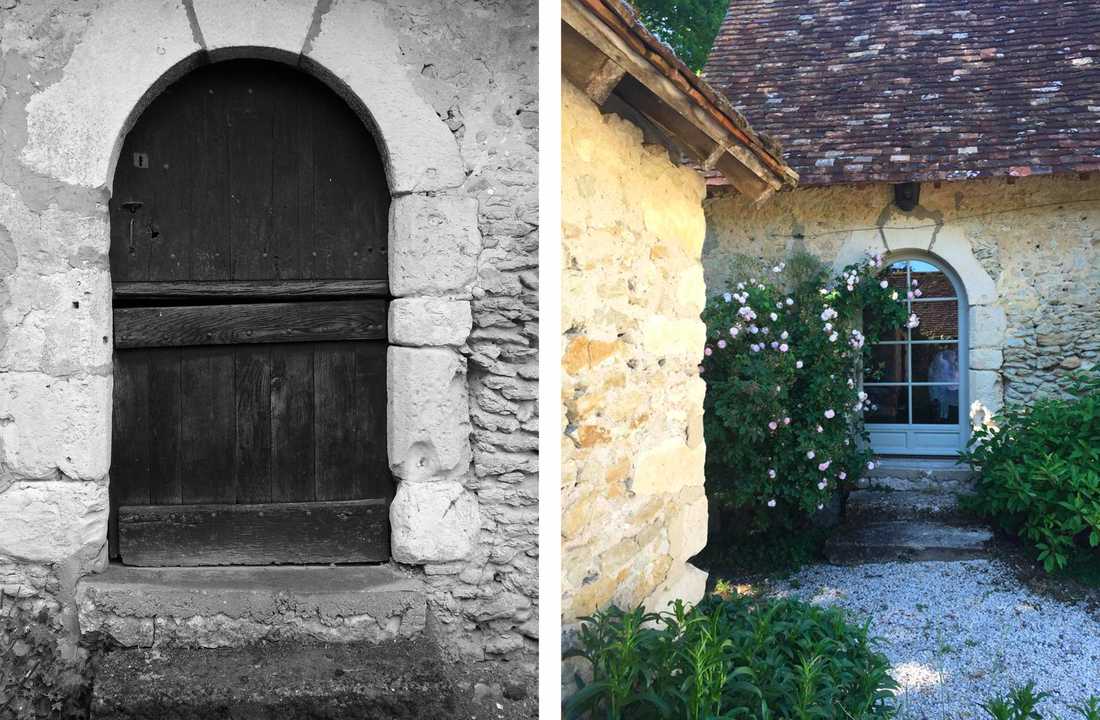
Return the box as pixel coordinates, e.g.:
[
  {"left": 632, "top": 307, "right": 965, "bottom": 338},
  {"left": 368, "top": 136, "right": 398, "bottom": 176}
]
[
  {"left": 704, "top": 175, "right": 1100, "bottom": 417},
  {"left": 561, "top": 78, "right": 710, "bottom": 622},
  {"left": 560, "top": 0, "right": 795, "bottom": 634},
  {"left": 0, "top": 0, "right": 537, "bottom": 663}
]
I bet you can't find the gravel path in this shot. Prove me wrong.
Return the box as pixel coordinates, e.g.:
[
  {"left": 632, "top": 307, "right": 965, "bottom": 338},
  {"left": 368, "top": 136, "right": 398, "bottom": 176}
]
[{"left": 766, "top": 559, "right": 1100, "bottom": 719}]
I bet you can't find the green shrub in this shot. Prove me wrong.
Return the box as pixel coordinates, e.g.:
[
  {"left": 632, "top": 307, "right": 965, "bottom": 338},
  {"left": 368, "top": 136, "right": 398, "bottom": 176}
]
[
  {"left": 702, "top": 251, "right": 909, "bottom": 532},
  {"left": 563, "top": 595, "right": 897, "bottom": 720},
  {"left": 979, "top": 682, "right": 1100, "bottom": 720},
  {"left": 960, "top": 369, "right": 1100, "bottom": 572},
  {"left": 0, "top": 600, "right": 88, "bottom": 720}
]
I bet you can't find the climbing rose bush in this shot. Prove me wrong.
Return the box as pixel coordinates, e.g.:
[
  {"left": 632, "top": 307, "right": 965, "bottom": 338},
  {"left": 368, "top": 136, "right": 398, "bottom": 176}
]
[{"left": 701, "top": 252, "right": 911, "bottom": 531}]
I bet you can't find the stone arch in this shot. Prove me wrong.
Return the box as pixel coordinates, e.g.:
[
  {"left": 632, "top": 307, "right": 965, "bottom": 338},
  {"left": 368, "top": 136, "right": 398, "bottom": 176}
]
[
  {"left": 20, "top": 0, "right": 465, "bottom": 195},
  {"left": 838, "top": 223, "right": 1005, "bottom": 426},
  {"left": 20, "top": 0, "right": 482, "bottom": 566}
]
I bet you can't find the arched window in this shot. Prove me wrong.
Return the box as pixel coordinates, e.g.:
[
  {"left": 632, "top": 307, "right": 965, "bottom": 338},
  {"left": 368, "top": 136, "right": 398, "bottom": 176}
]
[{"left": 863, "top": 256, "right": 969, "bottom": 455}]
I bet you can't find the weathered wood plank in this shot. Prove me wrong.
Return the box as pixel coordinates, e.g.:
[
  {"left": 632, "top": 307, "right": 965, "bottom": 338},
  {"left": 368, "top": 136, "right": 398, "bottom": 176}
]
[
  {"left": 114, "top": 299, "right": 386, "bottom": 348},
  {"left": 271, "top": 345, "right": 315, "bottom": 503},
  {"left": 234, "top": 347, "right": 272, "bottom": 503},
  {"left": 147, "top": 349, "right": 182, "bottom": 505},
  {"left": 314, "top": 345, "right": 357, "bottom": 501},
  {"left": 180, "top": 348, "right": 235, "bottom": 504},
  {"left": 112, "top": 279, "right": 389, "bottom": 299},
  {"left": 117, "top": 500, "right": 390, "bottom": 566},
  {"left": 354, "top": 343, "right": 390, "bottom": 500},
  {"left": 110, "top": 350, "right": 151, "bottom": 558},
  {"left": 227, "top": 70, "right": 275, "bottom": 280}
]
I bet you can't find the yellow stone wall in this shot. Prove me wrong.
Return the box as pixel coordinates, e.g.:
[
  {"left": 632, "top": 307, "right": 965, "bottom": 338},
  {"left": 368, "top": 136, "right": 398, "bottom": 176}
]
[
  {"left": 703, "top": 175, "right": 1100, "bottom": 408},
  {"left": 561, "top": 78, "right": 710, "bottom": 628}
]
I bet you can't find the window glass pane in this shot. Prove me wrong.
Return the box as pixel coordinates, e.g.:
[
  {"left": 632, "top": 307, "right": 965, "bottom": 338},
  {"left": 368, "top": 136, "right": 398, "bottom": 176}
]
[
  {"left": 910, "top": 299, "right": 958, "bottom": 340},
  {"left": 913, "top": 344, "right": 959, "bottom": 383},
  {"left": 865, "top": 344, "right": 907, "bottom": 382},
  {"left": 909, "top": 260, "right": 956, "bottom": 299},
  {"left": 913, "top": 385, "right": 960, "bottom": 424},
  {"left": 864, "top": 386, "right": 908, "bottom": 424},
  {"left": 863, "top": 308, "right": 907, "bottom": 341}
]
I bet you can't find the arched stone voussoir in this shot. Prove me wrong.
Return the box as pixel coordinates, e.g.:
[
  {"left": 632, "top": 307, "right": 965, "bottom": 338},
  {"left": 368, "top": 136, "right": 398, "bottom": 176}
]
[
  {"left": 840, "top": 226, "right": 996, "bottom": 305},
  {"left": 21, "top": 0, "right": 465, "bottom": 198},
  {"left": 303, "top": 0, "right": 466, "bottom": 194},
  {"left": 20, "top": 0, "right": 202, "bottom": 189},
  {"left": 190, "top": 0, "right": 317, "bottom": 60}
]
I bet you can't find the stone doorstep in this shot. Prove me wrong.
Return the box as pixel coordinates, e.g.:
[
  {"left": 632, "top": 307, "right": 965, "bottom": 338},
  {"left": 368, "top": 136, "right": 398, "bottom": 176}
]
[
  {"left": 825, "top": 521, "right": 993, "bottom": 565},
  {"left": 91, "top": 635, "right": 459, "bottom": 720},
  {"left": 845, "top": 489, "right": 973, "bottom": 523},
  {"left": 77, "top": 564, "right": 427, "bottom": 649},
  {"left": 861, "top": 457, "right": 977, "bottom": 493}
]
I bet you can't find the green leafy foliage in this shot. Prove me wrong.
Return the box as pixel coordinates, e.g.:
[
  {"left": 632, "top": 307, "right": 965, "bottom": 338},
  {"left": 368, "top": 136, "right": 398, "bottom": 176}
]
[
  {"left": 564, "top": 595, "right": 898, "bottom": 720},
  {"left": 630, "top": 0, "right": 729, "bottom": 73},
  {"left": 979, "top": 682, "right": 1100, "bottom": 720},
  {"left": 0, "top": 599, "right": 88, "bottom": 720},
  {"left": 960, "top": 369, "right": 1100, "bottom": 573},
  {"left": 701, "top": 252, "right": 910, "bottom": 533}
]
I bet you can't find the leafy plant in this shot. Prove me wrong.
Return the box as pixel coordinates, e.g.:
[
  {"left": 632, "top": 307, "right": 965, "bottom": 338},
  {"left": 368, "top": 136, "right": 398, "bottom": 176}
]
[
  {"left": 630, "top": 0, "right": 729, "bottom": 73},
  {"left": 564, "top": 595, "right": 898, "bottom": 719},
  {"left": 701, "top": 251, "right": 910, "bottom": 533},
  {"left": 0, "top": 598, "right": 88, "bottom": 720},
  {"left": 960, "top": 369, "right": 1100, "bottom": 572},
  {"left": 979, "top": 682, "right": 1100, "bottom": 720}
]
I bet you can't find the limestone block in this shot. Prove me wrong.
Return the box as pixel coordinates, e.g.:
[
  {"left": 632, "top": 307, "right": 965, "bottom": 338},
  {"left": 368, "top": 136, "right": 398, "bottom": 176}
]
[
  {"left": 668, "top": 488, "right": 708, "bottom": 563},
  {"left": 970, "top": 370, "right": 1004, "bottom": 416},
  {"left": 21, "top": 0, "right": 201, "bottom": 187},
  {"left": 0, "top": 372, "right": 111, "bottom": 481},
  {"left": 0, "top": 185, "right": 108, "bottom": 276},
  {"left": 191, "top": 0, "right": 315, "bottom": 58},
  {"left": 641, "top": 317, "right": 706, "bottom": 358},
  {"left": 632, "top": 439, "right": 705, "bottom": 495},
  {"left": 389, "top": 194, "right": 481, "bottom": 297},
  {"left": 970, "top": 306, "right": 1008, "bottom": 348},
  {"left": 0, "top": 481, "right": 108, "bottom": 563},
  {"left": 390, "top": 481, "right": 479, "bottom": 564},
  {"left": 643, "top": 563, "right": 708, "bottom": 613},
  {"left": 1, "top": 269, "right": 112, "bottom": 375},
  {"left": 389, "top": 298, "right": 473, "bottom": 347},
  {"left": 304, "top": 0, "right": 465, "bottom": 193},
  {"left": 388, "top": 347, "right": 471, "bottom": 482},
  {"left": 675, "top": 264, "right": 706, "bottom": 315},
  {"left": 970, "top": 348, "right": 1004, "bottom": 370}
]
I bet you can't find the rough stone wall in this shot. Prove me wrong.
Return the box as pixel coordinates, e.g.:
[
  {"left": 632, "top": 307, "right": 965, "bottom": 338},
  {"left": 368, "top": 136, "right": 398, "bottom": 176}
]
[
  {"left": 0, "top": 0, "right": 536, "bottom": 662},
  {"left": 560, "top": 79, "right": 709, "bottom": 630},
  {"left": 703, "top": 174, "right": 1100, "bottom": 409},
  {"left": 380, "top": 0, "right": 539, "bottom": 660}
]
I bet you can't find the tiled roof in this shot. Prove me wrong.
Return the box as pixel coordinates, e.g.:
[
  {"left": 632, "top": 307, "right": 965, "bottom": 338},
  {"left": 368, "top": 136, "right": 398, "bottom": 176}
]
[{"left": 704, "top": 0, "right": 1100, "bottom": 186}]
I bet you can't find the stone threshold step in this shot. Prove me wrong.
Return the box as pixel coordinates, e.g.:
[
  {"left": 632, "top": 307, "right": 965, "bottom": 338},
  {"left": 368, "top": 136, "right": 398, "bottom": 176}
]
[
  {"left": 91, "top": 636, "right": 458, "bottom": 720},
  {"left": 78, "top": 564, "right": 426, "bottom": 649},
  {"left": 825, "top": 520, "right": 992, "bottom": 564},
  {"left": 845, "top": 489, "right": 973, "bottom": 522}
]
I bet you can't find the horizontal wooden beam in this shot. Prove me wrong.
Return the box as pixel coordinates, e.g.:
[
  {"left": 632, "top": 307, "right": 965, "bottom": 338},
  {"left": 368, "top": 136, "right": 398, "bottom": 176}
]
[
  {"left": 113, "top": 279, "right": 389, "bottom": 300},
  {"left": 118, "top": 499, "right": 390, "bottom": 566},
  {"left": 562, "top": 0, "right": 788, "bottom": 199},
  {"left": 113, "top": 299, "right": 387, "bottom": 349}
]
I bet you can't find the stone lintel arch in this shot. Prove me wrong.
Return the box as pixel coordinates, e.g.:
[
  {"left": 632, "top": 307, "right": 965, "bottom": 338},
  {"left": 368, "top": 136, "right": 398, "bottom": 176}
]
[
  {"left": 838, "top": 224, "right": 1006, "bottom": 425},
  {"left": 20, "top": 0, "right": 482, "bottom": 566}
]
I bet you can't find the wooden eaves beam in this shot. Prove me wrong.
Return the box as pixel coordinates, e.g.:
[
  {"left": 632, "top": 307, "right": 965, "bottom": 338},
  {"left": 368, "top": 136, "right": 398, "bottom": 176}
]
[{"left": 562, "top": 0, "right": 793, "bottom": 201}]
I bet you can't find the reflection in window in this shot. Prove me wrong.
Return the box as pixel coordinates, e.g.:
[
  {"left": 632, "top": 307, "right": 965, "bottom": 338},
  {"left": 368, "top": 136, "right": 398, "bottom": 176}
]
[{"left": 864, "top": 258, "right": 961, "bottom": 426}]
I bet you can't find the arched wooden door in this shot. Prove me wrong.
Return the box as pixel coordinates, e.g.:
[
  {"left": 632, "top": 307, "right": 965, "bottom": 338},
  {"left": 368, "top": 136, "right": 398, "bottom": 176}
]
[{"left": 109, "top": 60, "right": 392, "bottom": 566}]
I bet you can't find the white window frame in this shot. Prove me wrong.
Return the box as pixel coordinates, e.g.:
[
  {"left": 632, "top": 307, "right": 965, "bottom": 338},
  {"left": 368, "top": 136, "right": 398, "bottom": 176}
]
[{"left": 863, "top": 252, "right": 970, "bottom": 456}]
